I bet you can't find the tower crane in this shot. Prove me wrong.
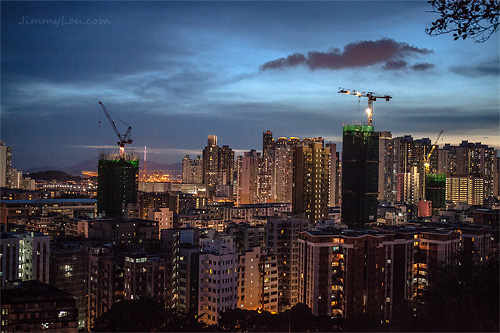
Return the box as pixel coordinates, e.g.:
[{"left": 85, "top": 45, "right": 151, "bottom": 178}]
[
  {"left": 422, "top": 130, "right": 443, "bottom": 199},
  {"left": 98, "top": 101, "right": 133, "bottom": 160},
  {"left": 424, "top": 130, "right": 443, "bottom": 173},
  {"left": 338, "top": 88, "right": 392, "bottom": 126}
]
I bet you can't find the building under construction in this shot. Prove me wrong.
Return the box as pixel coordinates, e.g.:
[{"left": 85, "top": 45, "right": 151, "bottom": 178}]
[
  {"left": 97, "top": 153, "right": 139, "bottom": 219},
  {"left": 96, "top": 102, "right": 139, "bottom": 219},
  {"left": 341, "top": 124, "right": 379, "bottom": 228},
  {"left": 425, "top": 174, "right": 446, "bottom": 209}
]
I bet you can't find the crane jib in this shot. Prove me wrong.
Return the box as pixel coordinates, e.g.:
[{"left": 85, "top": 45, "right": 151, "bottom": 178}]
[{"left": 98, "top": 101, "right": 133, "bottom": 159}]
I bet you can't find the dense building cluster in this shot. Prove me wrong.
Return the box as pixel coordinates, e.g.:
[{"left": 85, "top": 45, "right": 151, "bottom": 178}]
[{"left": 0, "top": 128, "right": 498, "bottom": 332}]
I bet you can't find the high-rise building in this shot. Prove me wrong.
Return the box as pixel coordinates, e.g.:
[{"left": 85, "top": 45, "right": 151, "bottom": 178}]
[
  {"left": 263, "top": 130, "right": 273, "bottom": 152},
  {"left": 237, "top": 150, "right": 261, "bottom": 205},
  {"left": 161, "top": 228, "right": 200, "bottom": 311},
  {"left": 202, "top": 135, "right": 219, "bottom": 197},
  {"left": 0, "top": 141, "right": 12, "bottom": 188},
  {"left": 1, "top": 232, "right": 49, "bottom": 285},
  {"left": 202, "top": 135, "right": 235, "bottom": 199},
  {"left": 266, "top": 217, "right": 309, "bottom": 312},
  {"left": 293, "top": 141, "right": 330, "bottom": 224},
  {"left": 396, "top": 166, "right": 420, "bottom": 205},
  {"left": 260, "top": 130, "right": 275, "bottom": 203},
  {"left": 497, "top": 156, "right": 500, "bottom": 199},
  {"left": 219, "top": 145, "right": 234, "bottom": 186},
  {"left": 393, "top": 135, "right": 437, "bottom": 200},
  {"left": 182, "top": 155, "right": 203, "bottom": 184},
  {"left": 327, "top": 143, "right": 340, "bottom": 207},
  {"left": 97, "top": 155, "right": 139, "bottom": 219},
  {"left": 0, "top": 142, "right": 34, "bottom": 191},
  {"left": 425, "top": 174, "right": 446, "bottom": 209},
  {"left": 440, "top": 141, "right": 498, "bottom": 200},
  {"left": 260, "top": 160, "right": 274, "bottom": 204},
  {"left": 237, "top": 247, "right": 279, "bottom": 313},
  {"left": 298, "top": 230, "right": 387, "bottom": 320},
  {"left": 198, "top": 237, "right": 238, "bottom": 325},
  {"left": 297, "top": 225, "right": 468, "bottom": 321},
  {"left": 237, "top": 247, "right": 261, "bottom": 310},
  {"left": 138, "top": 191, "right": 179, "bottom": 218},
  {"left": 446, "top": 176, "right": 485, "bottom": 205},
  {"left": 412, "top": 229, "right": 460, "bottom": 297},
  {"left": 177, "top": 245, "right": 200, "bottom": 314},
  {"left": 273, "top": 144, "right": 294, "bottom": 203},
  {"left": 87, "top": 246, "right": 124, "bottom": 329},
  {"left": 378, "top": 131, "right": 395, "bottom": 201},
  {"left": 123, "top": 254, "right": 166, "bottom": 301},
  {"left": 49, "top": 240, "right": 87, "bottom": 330},
  {"left": 257, "top": 248, "right": 279, "bottom": 313},
  {"left": 341, "top": 125, "right": 379, "bottom": 228},
  {"left": 0, "top": 232, "right": 19, "bottom": 288},
  {"left": 18, "top": 231, "right": 50, "bottom": 284}
]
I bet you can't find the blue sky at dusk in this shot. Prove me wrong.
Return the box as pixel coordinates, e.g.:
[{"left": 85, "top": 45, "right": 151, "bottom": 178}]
[{"left": 1, "top": 1, "right": 499, "bottom": 170}]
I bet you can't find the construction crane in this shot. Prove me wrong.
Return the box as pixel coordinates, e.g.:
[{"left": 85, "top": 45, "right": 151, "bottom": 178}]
[
  {"left": 338, "top": 88, "right": 392, "bottom": 126},
  {"left": 98, "top": 101, "right": 132, "bottom": 159},
  {"left": 424, "top": 130, "right": 443, "bottom": 173},
  {"left": 422, "top": 130, "right": 443, "bottom": 199}
]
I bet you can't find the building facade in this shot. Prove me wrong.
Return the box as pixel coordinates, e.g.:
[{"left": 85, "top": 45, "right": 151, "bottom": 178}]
[
  {"left": 97, "top": 157, "right": 139, "bottom": 219},
  {"left": 378, "top": 131, "right": 396, "bottom": 202},
  {"left": 341, "top": 125, "right": 379, "bottom": 228},
  {"left": 49, "top": 240, "right": 87, "bottom": 330},
  {"left": 439, "top": 141, "right": 498, "bottom": 199},
  {"left": 266, "top": 217, "right": 309, "bottom": 311},
  {"left": 198, "top": 238, "right": 238, "bottom": 325},
  {"left": 1, "top": 280, "right": 78, "bottom": 332},
  {"left": 182, "top": 155, "right": 203, "bottom": 184},
  {"left": 293, "top": 141, "right": 330, "bottom": 224}
]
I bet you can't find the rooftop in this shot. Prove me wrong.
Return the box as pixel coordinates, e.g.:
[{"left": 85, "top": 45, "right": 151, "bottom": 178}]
[
  {"left": 1, "top": 280, "right": 73, "bottom": 302},
  {"left": 1, "top": 198, "right": 96, "bottom": 206}
]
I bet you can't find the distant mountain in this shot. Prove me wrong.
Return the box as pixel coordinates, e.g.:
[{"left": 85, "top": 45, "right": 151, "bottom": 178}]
[
  {"left": 63, "top": 158, "right": 99, "bottom": 176},
  {"left": 24, "top": 166, "right": 62, "bottom": 173},
  {"left": 27, "top": 170, "right": 82, "bottom": 182},
  {"left": 25, "top": 159, "right": 182, "bottom": 177}
]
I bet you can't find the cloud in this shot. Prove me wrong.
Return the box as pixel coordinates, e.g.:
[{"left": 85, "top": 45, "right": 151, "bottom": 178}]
[
  {"left": 411, "top": 63, "right": 434, "bottom": 71},
  {"left": 383, "top": 60, "right": 409, "bottom": 70},
  {"left": 260, "top": 38, "right": 433, "bottom": 72},
  {"left": 450, "top": 60, "right": 500, "bottom": 77}
]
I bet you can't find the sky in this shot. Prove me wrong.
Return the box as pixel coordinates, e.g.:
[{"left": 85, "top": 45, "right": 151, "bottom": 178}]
[{"left": 1, "top": 0, "right": 499, "bottom": 170}]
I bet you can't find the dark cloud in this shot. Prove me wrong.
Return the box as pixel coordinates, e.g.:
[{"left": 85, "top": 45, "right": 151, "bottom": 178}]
[
  {"left": 259, "top": 53, "right": 307, "bottom": 70},
  {"left": 450, "top": 60, "right": 500, "bottom": 77},
  {"left": 260, "top": 38, "right": 433, "bottom": 71},
  {"left": 383, "top": 60, "right": 409, "bottom": 70},
  {"left": 411, "top": 63, "right": 434, "bottom": 71}
]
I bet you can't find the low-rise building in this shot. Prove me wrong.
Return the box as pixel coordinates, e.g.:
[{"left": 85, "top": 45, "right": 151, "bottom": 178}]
[{"left": 1, "top": 280, "right": 78, "bottom": 332}]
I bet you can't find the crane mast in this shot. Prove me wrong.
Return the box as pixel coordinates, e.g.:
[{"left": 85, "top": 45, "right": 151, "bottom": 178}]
[
  {"left": 422, "top": 130, "right": 443, "bottom": 199},
  {"left": 424, "top": 130, "right": 443, "bottom": 173},
  {"left": 98, "top": 101, "right": 133, "bottom": 159},
  {"left": 338, "top": 88, "right": 392, "bottom": 126}
]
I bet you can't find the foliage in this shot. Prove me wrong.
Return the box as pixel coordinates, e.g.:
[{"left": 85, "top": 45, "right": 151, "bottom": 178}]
[
  {"left": 92, "top": 298, "right": 206, "bottom": 332},
  {"left": 426, "top": 0, "right": 500, "bottom": 42},
  {"left": 390, "top": 255, "right": 499, "bottom": 332},
  {"left": 216, "top": 303, "right": 369, "bottom": 332}
]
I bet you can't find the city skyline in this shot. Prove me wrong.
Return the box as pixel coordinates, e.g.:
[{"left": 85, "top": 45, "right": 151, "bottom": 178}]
[{"left": 2, "top": 1, "right": 499, "bottom": 170}]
